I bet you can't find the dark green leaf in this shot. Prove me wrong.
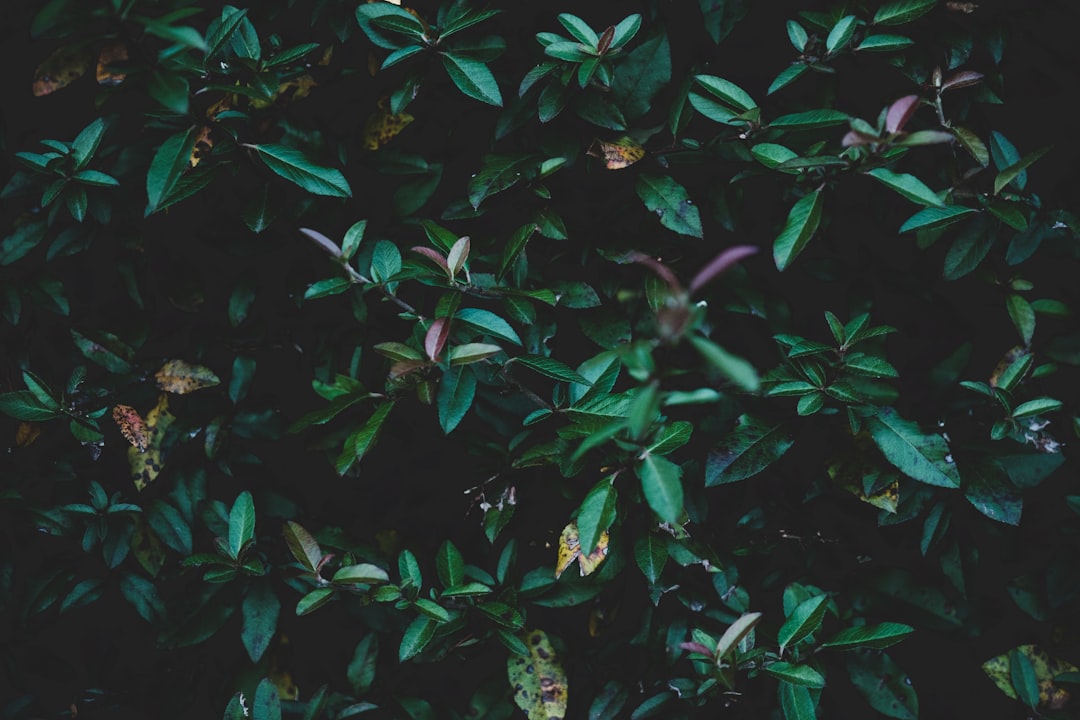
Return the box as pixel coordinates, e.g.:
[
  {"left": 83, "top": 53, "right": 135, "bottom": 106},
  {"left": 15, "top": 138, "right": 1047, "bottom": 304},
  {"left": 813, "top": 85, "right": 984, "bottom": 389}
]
[
  {"left": 399, "top": 616, "right": 437, "bottom": 661},
  {"left": 442, "top": 53, "right": 502, "bottom": 106},
  {"left": 773, "top": 190, "right": 823, "bottom": 271},
  {"left": 766, "top": 662, "right": 826, "bottom": 688},
  {"left": 636, "top": 454, "right": 684, "bottom": 524},
  {"left": 821, "top": 622, "right": 914, "bottom": 651},
  {"left": 437, "top": 366, "right": 476, "bottom": 434},
  {"left": 847, "top": 651, "right": 917, "bottom": 719},
  {"left": 778, "top": 594, "right": 828, "bottom": 651},
  {"left": 254, "top": 677, "right": 282, "bottom": 720},
  {"left": 706, "top": 415, "right": 794, "bottom": 485},
  {"left": 514, "top": 355, "right": 591, "bottom": 384},
  {"left": 873, "top": 0, "right": 937, "bottom": 26},
  {"left": 241, "top": 583, "right": 280, "bottom": 662},
  {"left": 865, "top": 407, "right": 960, "bottom": 488},
  {"left": 611, "top": 31, "right": 671, "bottom": 119},
  {"left": 636, "top": 174, "right": 702, "bottom": 238},
  {"left": 247, "top": 144, "right": 351, "bottom": 198}
]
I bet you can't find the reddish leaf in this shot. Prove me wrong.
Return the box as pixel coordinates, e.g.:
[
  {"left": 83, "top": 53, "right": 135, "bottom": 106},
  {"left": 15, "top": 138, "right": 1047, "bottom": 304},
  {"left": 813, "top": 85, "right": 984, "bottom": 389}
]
[
  {"left": 597, "top": 25, "right": 615, "bottom": 54},
  {"left": 885, "top": 94, "right": 921, "bottom": 134},
  {"left": 112, "top": 404, "right": 149, "bottom": 452},
  {"left": 629, "top": 252, "right": 682, "bottom": 293},
  {"left": 425, "top": 318, "right": 451, "bottom": 362},
  {"left": 410, "top": 246, "right": 451, "bottom": 277},
  {"left": 689, "top": 245, "right": 758, "bottom": 294},
  {"left": 941, "top": 70, "right": 984, "bottom": 91}
]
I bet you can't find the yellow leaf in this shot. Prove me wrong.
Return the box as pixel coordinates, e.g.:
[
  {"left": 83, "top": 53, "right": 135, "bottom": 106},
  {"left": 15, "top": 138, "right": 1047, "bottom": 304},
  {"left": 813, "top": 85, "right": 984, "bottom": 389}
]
[
  {"left": 826, "top": 432, "right": 900, "bottom": 513},
  {"left": 507, "top": 629, "right": 568, "bottom": 720},
  {"left": 155, "top": 359, "right": 221, "bottom": 394},
  {"left": 588, "top": 136, "right": 646, "bottom": 170},
  {"left": 555, "top": 522, "right": 610, "bottom": 579},
  {"left": 131, "top": 515, "right": 166, "bottom": 577},
  {"left": 129, "top": 394, "right": 175, "bottom": 491},
  {"left": 15, "top": 422, "right": 41, "bottom": 447},
  {"left": 33, "top": 43, "right": 95, "bottom": 96},
  {"left": 249, "top": 74, "right": 318, "bottom": 110},
  {"left": 362, "top": 97, "right": 415, "bottom": 150},
  {"left": 190, "top": 125, "right": 213, "bottom": 167},
  {"left": 989, "top": 345, "right": 1029, "bottom": 388},
  {"left": 982, "top": 644, "right": 1077, "bottom": 710},
  {"left": 96, "top": 40, "right": 128, "bottom": 86}
]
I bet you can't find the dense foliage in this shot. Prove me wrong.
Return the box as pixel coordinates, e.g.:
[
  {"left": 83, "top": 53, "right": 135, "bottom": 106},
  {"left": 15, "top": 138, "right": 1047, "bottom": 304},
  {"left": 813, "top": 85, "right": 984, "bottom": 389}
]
[{"left": 2, "top": 0, "right": 1079, "bottom": 718}]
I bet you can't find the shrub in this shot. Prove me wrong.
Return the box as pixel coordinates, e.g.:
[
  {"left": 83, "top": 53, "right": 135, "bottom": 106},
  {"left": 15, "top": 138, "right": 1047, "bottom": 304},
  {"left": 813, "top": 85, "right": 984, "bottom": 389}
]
[{"left": 2, "top": 1, "right": 1078, "bottom": 718}]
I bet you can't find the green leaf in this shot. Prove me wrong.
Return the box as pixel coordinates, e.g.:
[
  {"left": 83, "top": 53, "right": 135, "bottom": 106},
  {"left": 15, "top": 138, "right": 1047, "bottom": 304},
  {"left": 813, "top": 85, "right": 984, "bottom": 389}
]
[
  {"left": 633, "top": 534, "right": 666, "bottom": 585},
  {"left": 962, "top": 460, "right": 1022, "bottom": 525},
  {"left": 636, "top": 454, "right": 684, "bottom": 525},
  {"left": 751, "top": 143, "right": 799, "bottom": 169},
  {"left": 283, "top": 521, "right": 321, "bottom": 572},
  {"left": 1006, "top": 294, "right": 1035, "bottom": 345},
  {"left": 347, "top": 635, "right": 379, "bottom": 695},
  {"left": 296, "top": 588, "right": 334, "bottom": 616},
  {"left": 558, "top": 13, "right": 598, "bottom": 45},
  {"left": 611, "top": 31, "right": 671, "bottom": 119},
  {"left": 442, "top": 53, "right": 503, "bottom": 106},
  {"left": 690, "top": 336, "right": 760, "bottom": 391},
  {"left": 636, "top": 174, "right": 703, "bottom": 238},
  {"left": 706, "top": 415, "right": 794, "bottom": 485},
  {"left": 865, "top": 407, "right": 960, "bottom": 488},
  {"left": 577, "top": 479, "right": 616, "bottom": 556},
  {"left": 436, "top": 541, "right": 465, "bottom": 589},
  {"left": 336, "top": 401, "right": 394, "bottom": 474},
  {"left": 514, "top": 355, "right": 591, "bottom": 384},
  {"left": 332, "top": 564, "right": 391, "bottom": 584},
  {"left": 304, "top": 277, "right": 353, "bottom": 300},
  {"left": 147, "top": 128, "right": 198, "bottom": 214},
  {"left": 71, "top": 118, "right": 106, "bottom": 170},
  {"left": 694, "top": 74, "right": 756, "bottom": 112},
  {"left": 455, "top": 308, "right": 522, "bottom": 346},
  {"left": 769, "top": 109, "right": 848, "bottom": 130},
  {"left": 773, "top": 190, "right": 823, "bottom": 271},
  {"left": 994, "top": 146, "right": 1050, "bottom": 195},
  {"left": 847, "top": 651, "right": 917, "bottom": 719},
  {"left": 899, "top": 206, "right": 976, "bottom": 233},
  {"left": 341, "top": 220, "right": 367, "bottom": 262},
  {"left": 246, "top": 144, "right": 351, "bottom": 198},
  {"left": 469, "top": 154, "right": 533, "bottom": 209},
  {"left": 71, "top": 329, "right": 134, "bottom": 373},
  {"left": 943, "top": 220, "right": 995, "bottom": 280},
  {"left": 1012, "top": 397, "right": 1062, "bottom": 418},
  {"left": 778, "top": 595, "right": 829, "bottom": 651},
  {"left": 369, "top": 240, "right": 402, "bottom": 283},
  {"left": 873, "top": 0, "right": 937, "bottom": 26},
  {"left": 856, "top": 34, "right": 914, "bottom": 52},
  {"left": 766, "top": 662, "right": 826, "bottom": 688},
  {"left": 0, "top": 391, "right": 63, "bottom": 421},
  {"left": 778, "top": 682, "right": 816, "bottom": 720},
  {"left": 826, "top": 15, "right": 858, "bottom": 54},
  {"left": 449, "top": 343, "right": 503, "bottom": 365},
  {"left": 1010, "top": 649, "right": 1039, "bottom": 708},
  {"left": 205, "top": 6, "right": 248, "bottom": 61},
  {"left": 767, "top": 63, "right": 811, "bottom": 95},
  {"left": 254, "top": 678, "right": 282, "bottom": 720},
  {"left": 821, "top": 622, "right": 914, "bottom": 651},
  {"left": 228, "top": 491, "right": 255, "bottom": 559},
  {"left": 241, "top": 583, "right": 280, "bottom": 663},
  {"left": 147, "top": 70, "right": 189, "bottom": 114},
  {"left": 399, "top": 616, "right": 437, "bottom": 661},
  {"left": 437, "top": 366, "right": 476, "bottom": 434},
  {"left": 867, "top": 168, "right": 944, "bottom": 207}
]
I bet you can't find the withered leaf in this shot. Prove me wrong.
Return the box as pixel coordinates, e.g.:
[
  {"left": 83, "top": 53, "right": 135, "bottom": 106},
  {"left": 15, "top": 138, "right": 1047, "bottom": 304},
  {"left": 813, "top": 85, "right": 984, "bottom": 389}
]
[
  {"left": 112, "top": 404, "right": 149, "bottom": 452},
  {"left": 96, "top": 40, "right": 128, "bottom": 86},
  {"left": 555, "top": 521, "right": 610, "bottom": 579},
  {"left": 33, "top": 43, "right": 95, "bottom": 96},
  {"left": 362, "top": 97, "right": 414, "bottom": 150},
  {"left": 588, "top": 136, "right": 645, "bottom": 170},
  {"left": 129, "top": 394, "right": 175, "bottom": 491},
  {"left": 155, "top": 359, "right": 221, "bottom": 394},
  {"left": 507, "top": 629, "right": 568, "bottom": 720}
]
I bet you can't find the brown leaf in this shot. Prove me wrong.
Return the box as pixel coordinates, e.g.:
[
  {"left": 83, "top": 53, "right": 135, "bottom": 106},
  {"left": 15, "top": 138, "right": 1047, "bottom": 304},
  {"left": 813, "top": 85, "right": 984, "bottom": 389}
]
[
  {"left": 588, "top": 136, "right": 645, "bottom": 170},
  {"left": 190, "top": 126, "right": 213, "bottom": 167},
  {"left": 96, "top": 40, "right": 128, "bottom": 86},
  {"left": 15, "top": 422, "right": 41, "bottom": 447},
  {"left": 155, "top": 359, "right": 221, "bottom": 394},
  {"left": 33, "top": 43, "right": 95, "bottom": 96},
  {"left": 112, "top": 404, "right": 149, "bottom": 452},
  {"left": 362, "top": 97, "right": 414, "bottom": 150}
]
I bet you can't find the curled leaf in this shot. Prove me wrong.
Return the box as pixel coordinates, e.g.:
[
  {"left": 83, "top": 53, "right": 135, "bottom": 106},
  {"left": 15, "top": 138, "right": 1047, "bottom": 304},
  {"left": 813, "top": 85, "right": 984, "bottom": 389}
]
[
  {"left": 555, "top": 522, "right": 610, "bottom": 579},
  {"left": 588, "top": 136, "right": 645, "bottom": 170}
]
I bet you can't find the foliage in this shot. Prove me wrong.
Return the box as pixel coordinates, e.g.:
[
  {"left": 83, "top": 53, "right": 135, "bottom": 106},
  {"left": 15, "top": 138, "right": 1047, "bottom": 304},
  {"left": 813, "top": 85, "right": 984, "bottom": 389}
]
[{"left": 2, "top": 0, "right": 1079, "bottom": 718}]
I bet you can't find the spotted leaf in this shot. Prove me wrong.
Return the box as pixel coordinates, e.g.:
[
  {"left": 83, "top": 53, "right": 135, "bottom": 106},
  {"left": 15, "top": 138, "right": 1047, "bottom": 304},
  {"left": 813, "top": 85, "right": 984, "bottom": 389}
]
[
  {"left": 129, "top": 394, "right": 175, "bottom": 491},
  {"left": 507, "top": 629, "right": 568, "bottom": 720},
  {"left": 555, "top": 522, "right": 610, "bottom": 579},
  {"left": 589, "top": 136, "right": 645, "bottom": 170},
  {"left": 362, "top": 97, "right": 415, "bottom": 150},
  {"left": 112, "top": 404, "right": 149, "bottom": 452},
  {"left": 155, "top": 359, "right": 221, "bottom": 394}
]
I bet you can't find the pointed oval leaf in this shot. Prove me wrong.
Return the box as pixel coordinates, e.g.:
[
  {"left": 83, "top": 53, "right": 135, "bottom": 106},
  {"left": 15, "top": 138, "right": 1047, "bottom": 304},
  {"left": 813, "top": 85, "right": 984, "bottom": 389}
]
[
  {"left": 636, "top": 174, "right": 703, "bottom": 238},
  {"left": 636, "top": 454, "right": 684, "bottom": 525},
  {"left": 247, "top": 144, "right": 351, "bottom": 198},
  {"left": 865, "top": 407, "right": 959, "bottom": 488},
  {"left": 773, "top": 189, "right": 823, "bottom": 271},
  {"left": 778, "top": 594, "right": 829, "bottom": 651}
]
